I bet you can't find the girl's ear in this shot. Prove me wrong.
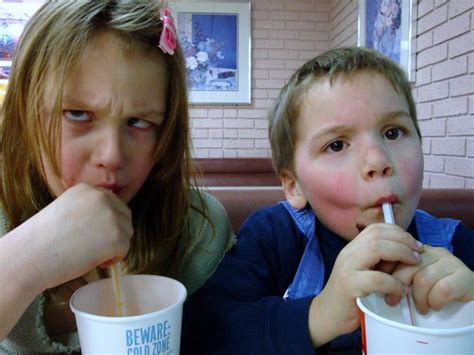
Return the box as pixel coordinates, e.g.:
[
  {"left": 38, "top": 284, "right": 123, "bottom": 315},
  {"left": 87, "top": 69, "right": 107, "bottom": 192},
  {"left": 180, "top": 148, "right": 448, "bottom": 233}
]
[{"left": 280, "top": 168, "right": 307, "bottom": 209}]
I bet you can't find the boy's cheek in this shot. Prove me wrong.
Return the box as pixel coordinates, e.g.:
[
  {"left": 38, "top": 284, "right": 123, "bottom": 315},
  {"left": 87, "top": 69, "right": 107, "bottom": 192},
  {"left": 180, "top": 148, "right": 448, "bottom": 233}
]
[
  {"left": 309, "top": 191, "right": 360, "bottom": 240},
  {"left": 319, "top": 172, "right": 358, "bottom": 213},
  {"left": 397, "top": 155, "right": 424, "bottom": 227},
  {"left": 399, "top": 153, "right": 424, "bottom": 188},
  {"left": 300, "top": 170, "right": 360, "bottom": 237},
  {"left": 398, "top": 141, "right": 424, "bottom": 187}
]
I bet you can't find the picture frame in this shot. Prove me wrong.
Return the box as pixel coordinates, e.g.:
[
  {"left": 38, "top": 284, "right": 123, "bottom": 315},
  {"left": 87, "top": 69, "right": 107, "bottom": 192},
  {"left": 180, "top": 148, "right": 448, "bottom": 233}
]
[
  {"left": 0, "top": 2, "right": 42, "bottom": 105},
  {"left": 357, "top": 0, "right": 415, "bottom": 81},
  {"left": 0, "top": 2, "right": 42, "bottom": 78},
  {"left": 169, "top": 1, "right": 251, "bottom": 105}
]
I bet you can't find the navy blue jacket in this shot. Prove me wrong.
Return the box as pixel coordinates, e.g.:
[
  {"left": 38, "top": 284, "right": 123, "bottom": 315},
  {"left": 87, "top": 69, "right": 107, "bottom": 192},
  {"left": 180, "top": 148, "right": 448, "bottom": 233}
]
[{"left": 182, "top": 203, "right": 474, "bottom": 355}]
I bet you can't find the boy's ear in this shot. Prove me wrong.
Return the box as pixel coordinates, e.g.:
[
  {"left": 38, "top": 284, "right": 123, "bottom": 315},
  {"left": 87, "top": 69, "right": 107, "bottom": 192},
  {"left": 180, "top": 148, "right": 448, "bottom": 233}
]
[{"left": 280, "top": 168, "right": 307, "bottom": 209}]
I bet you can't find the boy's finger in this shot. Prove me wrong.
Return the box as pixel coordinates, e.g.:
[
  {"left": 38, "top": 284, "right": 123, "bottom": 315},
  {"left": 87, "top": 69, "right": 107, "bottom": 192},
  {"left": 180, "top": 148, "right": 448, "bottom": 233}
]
[
  {"left": 384, "top": 293, "right": 403, "bottom": 306},
  {"left": 411, "top": 265, "right": 448, "bottom": 314},
  {"left": 364, "top": 239, "right": 421, "bottom": 267},
  {"left": 360, "top": 224, "right": 423, "bottom": 253},
  {"left": 391, "top": 249, "right": 440, "bottom": 286},
  {"left": 427, "top": 277, "right": 456, "bottom": 311},
  {"left": 428, "top": 270, "right": 474, "bottom": 310},
  {"left": 374, "top": 260, "right": 398, "bottom": 274},
  {"left": 357, "top": 271, "right": 408, "bottom": 299}
]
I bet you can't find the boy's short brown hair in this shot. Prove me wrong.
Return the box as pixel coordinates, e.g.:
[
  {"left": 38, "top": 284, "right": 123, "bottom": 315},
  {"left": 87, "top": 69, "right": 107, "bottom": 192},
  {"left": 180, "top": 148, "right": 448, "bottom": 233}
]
[{"left": 268, "top": 47, "right": 420, "bottom": 175}]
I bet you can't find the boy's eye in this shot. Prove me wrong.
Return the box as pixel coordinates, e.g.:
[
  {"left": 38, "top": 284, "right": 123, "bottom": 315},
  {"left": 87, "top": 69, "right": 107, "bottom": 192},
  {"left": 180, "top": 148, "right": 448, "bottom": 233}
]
[
  {"left": 384, "top": 127, "right": 404, "bottom": 140},
  {"left": 63, "top": 110, "right": 90, "bottom": 122},
  {"left": 325, "top": 139, "right": 346, "bottom": 153},
  {"left": 128, "top": 118, "right": 152, "bottom": 129}
]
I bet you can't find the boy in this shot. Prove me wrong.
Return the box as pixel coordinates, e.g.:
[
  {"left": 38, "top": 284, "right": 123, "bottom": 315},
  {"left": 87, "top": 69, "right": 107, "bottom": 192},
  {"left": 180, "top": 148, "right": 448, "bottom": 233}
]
[{"left": 182, "top": 47, "right": 474, "bottom": 354}]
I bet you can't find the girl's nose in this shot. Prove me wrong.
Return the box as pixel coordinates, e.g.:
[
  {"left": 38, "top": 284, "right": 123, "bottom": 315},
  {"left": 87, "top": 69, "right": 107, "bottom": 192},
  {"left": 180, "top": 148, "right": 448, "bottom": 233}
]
[
  {"left": 93, "top": 129, "right": 125, "bottom": 171},
  {"left": 361, "top": 141, "right": 394, "bottom": 180}
]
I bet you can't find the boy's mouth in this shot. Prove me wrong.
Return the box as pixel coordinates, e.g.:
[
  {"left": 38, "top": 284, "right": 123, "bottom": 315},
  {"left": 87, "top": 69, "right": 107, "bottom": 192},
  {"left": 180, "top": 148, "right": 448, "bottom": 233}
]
[
  {"left": 356, "top": 196, "right": 401, "bottom": 234},
  {"left": 372, "top": 194, "right": 399, "bottom": 207}
]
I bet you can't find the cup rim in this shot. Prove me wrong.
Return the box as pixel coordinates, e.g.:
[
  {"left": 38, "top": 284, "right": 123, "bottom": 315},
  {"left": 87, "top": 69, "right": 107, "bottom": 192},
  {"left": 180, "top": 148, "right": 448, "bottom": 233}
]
[
  {"left": 356, "top": 296, "right": 474, "bottom": 336},
  {"left": 69, "top": 274, "right": 187, "bottom": 323}
]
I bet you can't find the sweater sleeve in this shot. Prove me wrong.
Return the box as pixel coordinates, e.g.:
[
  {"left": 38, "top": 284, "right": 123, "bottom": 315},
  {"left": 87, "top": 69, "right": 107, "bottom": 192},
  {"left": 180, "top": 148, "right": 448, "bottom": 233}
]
[
  {"left": 0, "top": 208, "right": 80, "bottom": 354},
  {"left": 177, "top": 190, "right": 236, "bottom": 296},
  {"left": 452, "top": 222, "right": 474, "bottom": 270},
  {"left": 181, "top": 204, "right": 317, "bottom": 355}
]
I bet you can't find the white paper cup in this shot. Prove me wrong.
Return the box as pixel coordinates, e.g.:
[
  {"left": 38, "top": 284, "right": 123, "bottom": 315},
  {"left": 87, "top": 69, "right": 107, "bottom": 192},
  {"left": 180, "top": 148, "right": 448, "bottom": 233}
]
[
  {"left": 70, "top": 274, "right": 187, "bottom": 355},
  {"left": 356, "top": 293, "right": 474, "bottom": 354}
]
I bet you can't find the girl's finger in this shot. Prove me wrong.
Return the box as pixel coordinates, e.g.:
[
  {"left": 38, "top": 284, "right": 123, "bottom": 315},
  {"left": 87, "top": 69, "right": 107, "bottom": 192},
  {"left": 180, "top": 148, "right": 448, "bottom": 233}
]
[{"left": 100, "top": 256, "right": 123, "bottom": 269}]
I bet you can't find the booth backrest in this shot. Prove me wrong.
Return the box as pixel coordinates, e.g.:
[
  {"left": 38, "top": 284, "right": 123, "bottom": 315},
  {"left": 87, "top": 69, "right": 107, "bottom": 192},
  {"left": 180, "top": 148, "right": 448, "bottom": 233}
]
[
  {"left": 193, "top": 158, "right": 279, "bottom": 186},
  {"left": 209, "top": 188, "right": 474, "bottom": 232},
  {"left": 193, "top": 159, "right": 474, "bottom": 232}
]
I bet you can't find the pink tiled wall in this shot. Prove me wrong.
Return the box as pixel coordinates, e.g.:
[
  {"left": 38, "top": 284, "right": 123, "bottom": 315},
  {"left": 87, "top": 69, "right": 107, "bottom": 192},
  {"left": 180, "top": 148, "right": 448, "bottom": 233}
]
[
  {"left": 191, "top": 0, "right": 330, "bottom": 159},
  {"left": 5, "top": 0, "right": 470, "bottom": 187},
  {"left": 329, "top": 0, "right": 357, "bottom": 48},
  {"left": 413, "top": 0, "right": 473, "bottom": 188},
  {"left": 191, "top": 0, "right": 473, "bottom": 188}
]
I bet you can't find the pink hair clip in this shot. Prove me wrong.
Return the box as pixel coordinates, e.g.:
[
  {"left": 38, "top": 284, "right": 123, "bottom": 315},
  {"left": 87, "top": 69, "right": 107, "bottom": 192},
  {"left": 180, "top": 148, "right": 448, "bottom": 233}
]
[{"left": 158, "top": 8, "right": 177, "bottom": 55}]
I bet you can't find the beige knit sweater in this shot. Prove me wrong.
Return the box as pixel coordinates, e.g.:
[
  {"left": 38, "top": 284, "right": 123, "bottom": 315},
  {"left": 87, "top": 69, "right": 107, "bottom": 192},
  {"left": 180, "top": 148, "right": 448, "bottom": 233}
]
[{"left": 0, "top": 190, "right": 235, "bottom": 354}]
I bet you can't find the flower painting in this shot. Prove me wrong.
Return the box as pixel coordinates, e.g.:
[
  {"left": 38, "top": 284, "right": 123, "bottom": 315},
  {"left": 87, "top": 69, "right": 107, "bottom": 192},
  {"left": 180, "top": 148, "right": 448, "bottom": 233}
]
[
  {"left": 365, "top": 0, "right": 401, "bottom": 63},
  {"left": 178, "top": 12, "right": 238, "bottom": 92},
  {"left": 0, "top": 2, "right": 42, "bottom": 78},
  {"left": 0, "top": 20, "right": 24, "bottom": 62},
  {"left": 170, "top": 1, "right": 251, "bottom": 104},
  {"left": 358, "top": 0, "right": 413, "bottom": 81},
  {"left": 1, "top": 2, "right": 42, "bottom": 106}
]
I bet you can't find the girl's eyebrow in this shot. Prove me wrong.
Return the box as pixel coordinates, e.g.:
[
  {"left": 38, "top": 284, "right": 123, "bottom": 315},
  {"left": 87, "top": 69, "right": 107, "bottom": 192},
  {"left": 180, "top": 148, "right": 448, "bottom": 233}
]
[
  {"left": 62, "top": 96, "right": 89, "bottom": 107},
  {"left": 61, "top": 96, "right": 166, "bottom": 118}
]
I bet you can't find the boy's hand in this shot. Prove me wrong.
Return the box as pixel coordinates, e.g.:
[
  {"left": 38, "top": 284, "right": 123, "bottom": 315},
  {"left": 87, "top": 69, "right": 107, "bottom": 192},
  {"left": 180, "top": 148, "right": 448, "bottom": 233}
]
[
  {"left": 308, "top": 223, "right": 423, "bottom": 347},
  {"left": 387, "top": 245, "right": 474, "bottom": 314}
]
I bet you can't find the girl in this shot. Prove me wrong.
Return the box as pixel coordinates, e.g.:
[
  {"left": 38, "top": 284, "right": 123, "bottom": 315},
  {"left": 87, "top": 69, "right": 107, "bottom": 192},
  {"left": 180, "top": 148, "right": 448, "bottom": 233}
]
[{"left": 0, "top": 1, "right": 235, "bottom": 352}]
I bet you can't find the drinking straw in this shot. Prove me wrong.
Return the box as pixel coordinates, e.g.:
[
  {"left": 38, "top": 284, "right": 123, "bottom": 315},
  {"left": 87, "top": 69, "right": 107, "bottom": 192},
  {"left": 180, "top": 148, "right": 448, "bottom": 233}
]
[
  {"left": 110, "top": 262, "right": 127, "bottom": 316},
  {"left": 382, "top": 202, "right": 415, "bottom": 326}
]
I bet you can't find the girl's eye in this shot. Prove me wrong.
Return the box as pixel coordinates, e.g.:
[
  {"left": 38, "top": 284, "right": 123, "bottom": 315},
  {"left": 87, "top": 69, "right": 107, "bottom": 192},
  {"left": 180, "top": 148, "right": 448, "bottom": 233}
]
[
  {"left": 128, "top": 118, "right": 151, "bottom": 129},
  {"left": 63, "top": 110, "right": 90, "bottom": 122},
  {"left": 325, "top": 139, "right": 347, "bottom": 153},
  {"left": 384, "top": 127, "right": 405, "bottom": 140}
]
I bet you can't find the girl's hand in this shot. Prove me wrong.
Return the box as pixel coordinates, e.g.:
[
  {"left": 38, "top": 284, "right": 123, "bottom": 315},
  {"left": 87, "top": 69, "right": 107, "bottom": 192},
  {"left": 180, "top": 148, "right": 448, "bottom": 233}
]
[
  {"left": 308, "top": 223, "right": 423, "bottom": 347},
  {"left": 387, "top": 245, "right": 474, "bottom": 314},
  {"left": 21, "top": 183, "right": 133, "bottom": 290}
]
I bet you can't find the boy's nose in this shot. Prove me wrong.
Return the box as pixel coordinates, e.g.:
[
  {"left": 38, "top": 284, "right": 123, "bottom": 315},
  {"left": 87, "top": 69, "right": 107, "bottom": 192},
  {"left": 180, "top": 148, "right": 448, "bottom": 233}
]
[
  {"left": 361, "top": 142, "right": 394, "bottom": 180},
  {"left": 93, "top": 130, "right": 125, "bottom": 171}
]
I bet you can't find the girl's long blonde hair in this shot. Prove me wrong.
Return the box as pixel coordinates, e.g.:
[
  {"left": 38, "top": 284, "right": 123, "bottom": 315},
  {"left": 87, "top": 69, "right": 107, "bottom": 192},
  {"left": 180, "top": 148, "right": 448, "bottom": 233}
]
[{"left": 0, "top": 0, "right": 202, "bottom": 277}]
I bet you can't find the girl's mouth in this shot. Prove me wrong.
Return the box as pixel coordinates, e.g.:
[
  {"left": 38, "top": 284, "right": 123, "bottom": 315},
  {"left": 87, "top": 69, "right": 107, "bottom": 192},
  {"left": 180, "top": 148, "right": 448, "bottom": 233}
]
[{"left": 96, "top": 183, "right": 123, "bottom": 196}]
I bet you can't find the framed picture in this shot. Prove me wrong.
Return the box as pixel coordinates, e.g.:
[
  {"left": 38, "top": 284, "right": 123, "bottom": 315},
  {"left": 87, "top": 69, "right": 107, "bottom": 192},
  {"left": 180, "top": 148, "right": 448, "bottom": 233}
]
[
  {"left": 169, "top": 1, "right": 251, "bottom": 105},
  {"left": 357, "top": 0, "right": 415, "bottom": 81},
  {"left": 0, "top": 2, "right": 42, "bottom": 105},
  {"left": 0, "top": 2, "right": 42, "bottom": 77}
]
